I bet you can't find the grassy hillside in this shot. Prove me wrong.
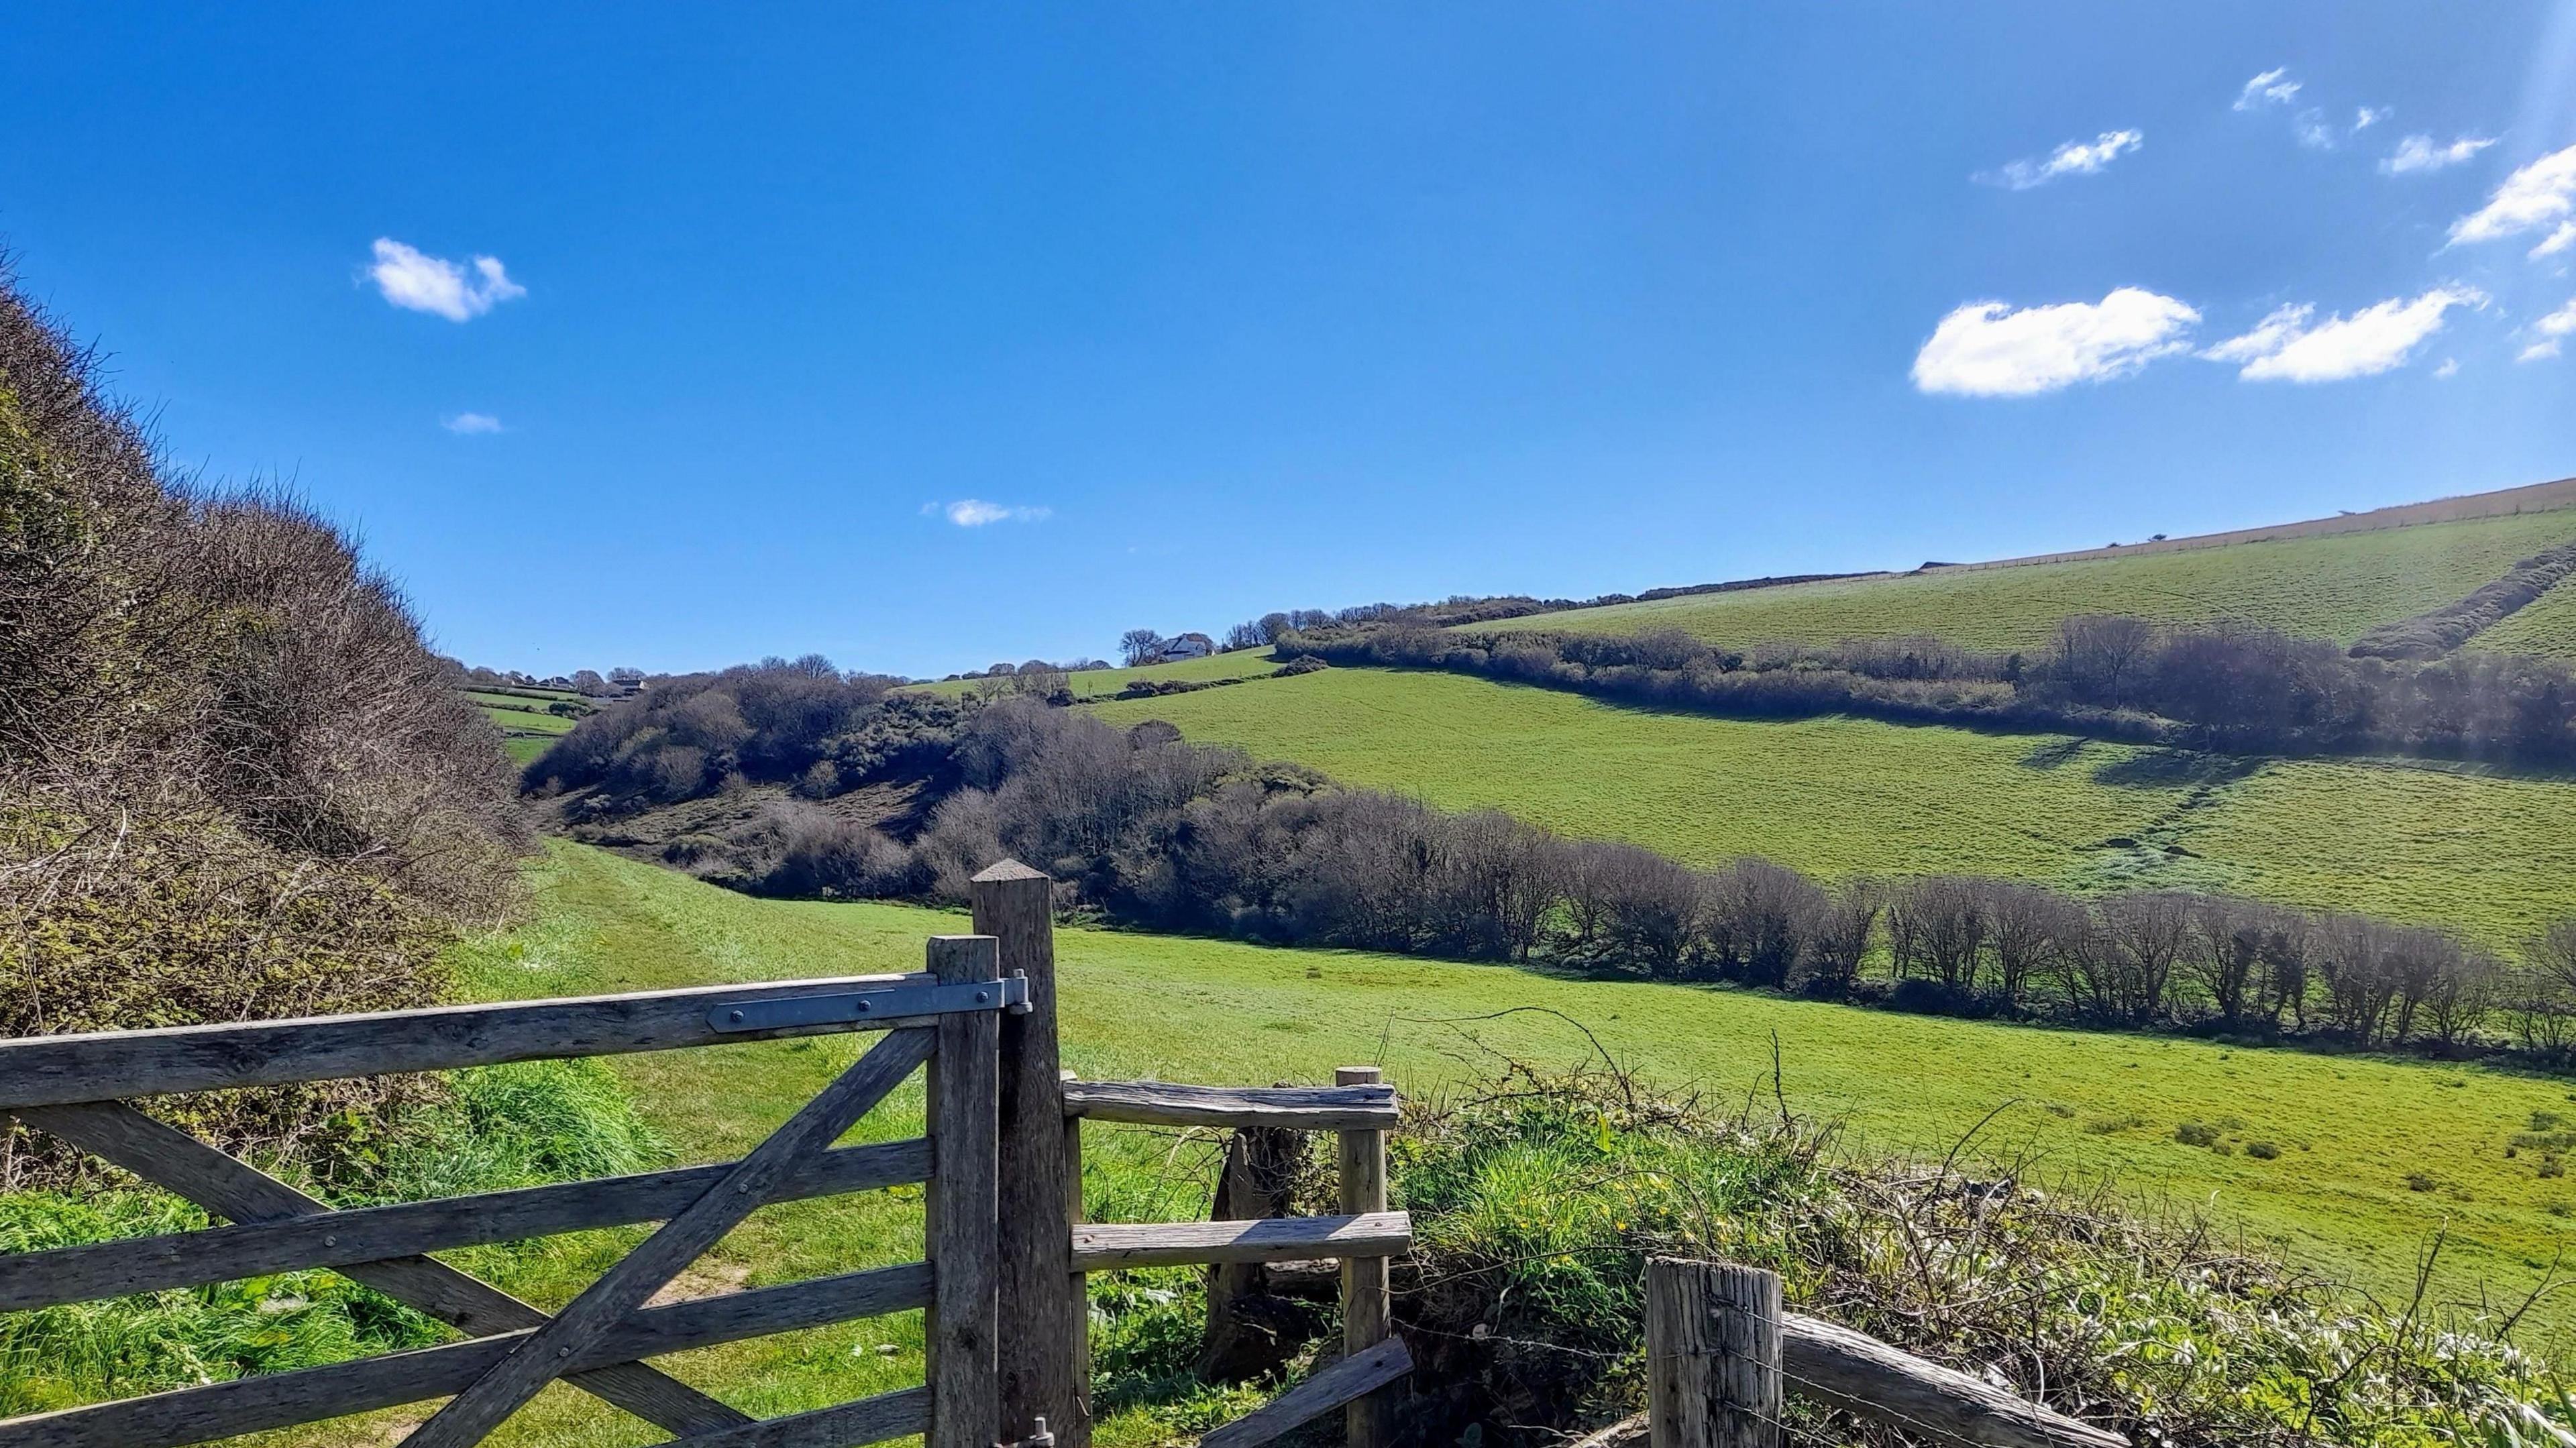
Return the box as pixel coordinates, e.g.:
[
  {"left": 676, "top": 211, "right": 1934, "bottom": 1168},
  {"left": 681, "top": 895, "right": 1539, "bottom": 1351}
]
[
  {"left": 1093, "top": 666, "right": 2576, "bottom": 950},
  {"left": 503, "top": 844, "right": 2576, "bottom": 1357},
  {"left": 463, "top": 687, "right": 590, "bottom": 765},
  {"left": 1466, "top": 508, "right": 2576, "bottom": 658},
  {"left": 2479, "top": 571, "right": 2576, "bottom": 658},
  {"left": 906, "top": 649, "right": 1281, "bottom": 700}
]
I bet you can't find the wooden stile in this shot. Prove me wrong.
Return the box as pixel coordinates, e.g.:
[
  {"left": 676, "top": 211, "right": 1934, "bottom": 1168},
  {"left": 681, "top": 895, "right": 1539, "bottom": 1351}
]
[
  {"left": 1336, "top": 1065, "right": 1395, "bottom": 1448},
  {"left": 976, "top": 860, "right": 1091, "bottom": 1448}
]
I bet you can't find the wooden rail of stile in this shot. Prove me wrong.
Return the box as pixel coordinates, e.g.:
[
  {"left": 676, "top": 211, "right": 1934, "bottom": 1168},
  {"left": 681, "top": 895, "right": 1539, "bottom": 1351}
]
[{"left": 0, "top": 858, "right": 2129, "bottom": 1448}]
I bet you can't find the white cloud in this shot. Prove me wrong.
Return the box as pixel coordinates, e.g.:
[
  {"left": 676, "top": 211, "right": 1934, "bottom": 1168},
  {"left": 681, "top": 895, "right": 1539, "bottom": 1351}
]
[
  {"left": 2202, "top": 286, "right": 2485, "bottom": 382},
  {"left": 2434, "top": 357, "right": 2461, "bottom": 378},
  {"left": 1976, "top": 129, "right": 2144, "bottom": 190},
  {"left": 2354, "top": 106, "right": 2390, "bottom": 131},
  {"left": 936, "top": 499, "right": 1051, "bottom": 526},
  {"left": 2383, "top": 133, "right": 2498, "bottom": 175},
  {"left": 2235, "top": 68, "right": 2301, "bottom": 111},
  {"left": 2449, "top": 143, "right": 2576, "bottom": 245},
  {"left": 366, "top": 238, "right": 527, "bottom": 321},
  {"left": 2532, "top": 221, "right": 2576, "bottom": 259},
  {"left": 2518, "top": 296, "right": 2576, "bottom": 361},
  {"left": 1911, "top": 288, "right": 2200, "bottom": 397},
  {"left": 441, "top": 412, "right": 504, "bottom": 435},
  {"left": 2294, "top": 110, "right": 2337, "bottom": 150}
]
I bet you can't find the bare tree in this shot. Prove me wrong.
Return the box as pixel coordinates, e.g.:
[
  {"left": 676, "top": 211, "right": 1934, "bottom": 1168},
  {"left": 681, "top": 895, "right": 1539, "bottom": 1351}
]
[
  {"left": 2050, "top": 614, "right": 2158, "bottom": 706},
  {"left": 2096, "top": 891, "right": 2193, "bottom": 1023},
  {"left": 1119, "top": 629, "right": 1168, "bottom": 667},
  {"left": 1805, "top": 879, "right": 1882, "bottom": 991}
]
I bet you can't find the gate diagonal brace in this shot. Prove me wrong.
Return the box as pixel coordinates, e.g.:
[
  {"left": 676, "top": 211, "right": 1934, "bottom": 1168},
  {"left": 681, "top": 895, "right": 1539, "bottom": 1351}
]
[{"left": 707, "top": 974, "right": 1028, "bottom": 1033}]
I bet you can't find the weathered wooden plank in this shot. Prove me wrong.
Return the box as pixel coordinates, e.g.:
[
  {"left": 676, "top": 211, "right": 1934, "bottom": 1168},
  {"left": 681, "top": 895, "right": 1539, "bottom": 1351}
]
[
  {"left": 398, "top": 1026, "right": 936, "bottom": 1448},
  {"left": 1060, "top": 1079, "right": 1398, "bottom": 1131},
  {"left": 926, "top": 934, "right": 1002, "bottom": 1448},
  {"left": 976, "top": 862, "right": 1091, "bottom": 1448},
  {"left": 645, "top": 1387, "right": 930, "bottom": 1448},
  {"left": 17, "top": 1101, "right": 747, "bottom": 1437},
  {"left": 1199, "top": 1337, "right": 1413, "bottom": 1448},
  {"left": 1336, "top": 1066, "right": 1393, "bottom": 1448},
  {"left": 0, "top": 1137, "right": 930, "bottom": 1312},
  {"left": 0, "top": 974, "right": 928, "bottom": 1110},
  {"left": 1646, "top": 1258, "right": 1782, "bottom": 1448},
  {"left": 1069, "top": 1213, "right": 1411, "bottom": 1272},
  {"left": 1781, "top": 1311, "right": 2125, "bottom": 1448},
  {"left": 0, "top": 1263, "right": 931, "bottom": 1448}
]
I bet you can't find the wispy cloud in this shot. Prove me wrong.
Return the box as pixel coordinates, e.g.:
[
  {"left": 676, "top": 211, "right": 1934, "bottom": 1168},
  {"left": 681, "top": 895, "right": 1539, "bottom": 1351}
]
[
  {"left": 2449, "top": 143, "right": 2576, "bottom": 246},
  {"left": 2519, "top": 297, "right": 2576, "bottom": 362},
  {"left": 928, "top": 499, "right": 1052, "bottom": 526},
  {"left": 2353, "top": 106, "right": 2391, "bottom": 131},
  {"left": 2234, "top": 67, "right": 2301, "bottom": 111},
  {"left": 2434, "top": 357, "right": 2461, "bottom": 379},
  {"left": 1975, "top": 129, "right": 2144, "bottom": 190},
  {"left": 1912, "top": 288, "right": 2200, "bottom": 397},
  {"left": 441, "top": 412, "right": 504, "bottom": 435},
  {"left": 2532, "top": 221, "right": 2576, "bottom": 260},
  {"left": 2294, "top": 111, "right": 2338, "bottom": 150},
  {"left": 2201, "top": 286, "right": 2484, "bottom": 382},
  {"left": 2383, "top": 133, "right": 2497, "bottom": 175},
  {"left": 366, "top": 238, "right": 527, "bottom": 321}
]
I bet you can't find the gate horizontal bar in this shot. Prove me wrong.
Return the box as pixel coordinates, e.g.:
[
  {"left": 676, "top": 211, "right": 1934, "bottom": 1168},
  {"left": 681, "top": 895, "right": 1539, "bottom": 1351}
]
[
  {"left": 1060, "top": 1078, "right": 1397, "bottom": 1131},
  {"left": 0, "top": 974, "right": 931, "bottom": 1110},
  {"left": 1069, "top": 1212, "right": 1413, "bottom": 1271},
  {"left": 707, "top": 974, "right": 1028, "bottom": 1033},
  {"left": 0, "top": 1262, "right": 933, "bottom": 1448},
  {"left": 0, "top": 1137, "right": 930, "bottom": 1313}
]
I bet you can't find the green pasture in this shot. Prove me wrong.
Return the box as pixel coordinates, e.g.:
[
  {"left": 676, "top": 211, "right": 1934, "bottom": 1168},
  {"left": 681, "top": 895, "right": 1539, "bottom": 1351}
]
[
  {"left": 2480, "top": 572, "right": 2576, "bottom": 659},
  {"left": 906, "top": 651, "right": 1281, "bottom": 700},
  {"left": 1466, "top": 508, "right": 2576, "bottom": 658},
  {"left": 356, "top": 841, "right": 2576, "bottom": 1447},
  {"left": 1093, "top": 665, "right": 2576, "bottom": 951}
]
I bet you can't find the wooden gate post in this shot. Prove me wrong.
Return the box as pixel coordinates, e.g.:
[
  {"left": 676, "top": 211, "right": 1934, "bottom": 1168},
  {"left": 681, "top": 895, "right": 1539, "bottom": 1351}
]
[
  {"left": 1336, "top": 1066, "right": 1392, "bottom": 1448},
  {"left": 1646, "top": 1258, "right": 1782, "bottom": 1448},
  {"left": 975, "top": 860, "right": 1091, "bottom": 1448},
  {"left": 928, "top": 935, "right": 1004, "bottom": 1448}
]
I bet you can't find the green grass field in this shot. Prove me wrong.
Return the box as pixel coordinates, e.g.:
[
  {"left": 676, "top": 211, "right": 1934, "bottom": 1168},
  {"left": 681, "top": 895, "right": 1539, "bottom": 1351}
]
[
  {"left": 402, "top": 841, "right": 2576, "bottom": 1448},
  {"left": 463, "top": 688, "right": 588, "bottom": 766},
  {"left": 2480, "top": 571, "right": 2576, "bottom": 659},
  {"left": 906, "top": 651, "right": 1281, "bottom": 700},
  {"left": 1093, "top": 665, "right": 2576, "bottom": 950},
  {"left": 1466, "top": 508, "right": 2576, "bottom": 658}
]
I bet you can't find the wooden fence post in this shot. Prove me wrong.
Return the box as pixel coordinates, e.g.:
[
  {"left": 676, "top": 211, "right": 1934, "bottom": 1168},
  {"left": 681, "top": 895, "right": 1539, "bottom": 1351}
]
[
  {"left": 1646, "top": 1258, "right": 1782, "bottom": 1448},
  {"left": 1336, "top": 1065, "right": 1391, "bottom": 1448},
  {"left": 928, "top": 935, "right": 1003, "bottom": 1448},
  {"left": 975, "top": 860, "right": 1091, "bottom": 1448}
]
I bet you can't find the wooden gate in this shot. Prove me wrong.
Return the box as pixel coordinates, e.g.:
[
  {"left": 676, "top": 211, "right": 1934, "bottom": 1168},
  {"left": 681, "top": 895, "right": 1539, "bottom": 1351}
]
[{"left": 0, "top": 934, "right": 1015, "bottom": 1448}]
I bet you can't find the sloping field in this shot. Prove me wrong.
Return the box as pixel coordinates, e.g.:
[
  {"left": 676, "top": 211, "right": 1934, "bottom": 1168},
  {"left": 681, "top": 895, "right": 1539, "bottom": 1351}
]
[
  {"left": 1093, "top": 667, "right": 2576, "bottom": 950},
  {"left": 2478, "top": 572, "right": 2576, "bottom": 658},
  {"left": 1464, "top": 507, "right": 2576, "bottom": 657},
  {"left": 906, "top": 649, "right": 1279, "bottom": 699},
  {"left": 501, "top": 844, "right": 2576, "bottom": 1366}
]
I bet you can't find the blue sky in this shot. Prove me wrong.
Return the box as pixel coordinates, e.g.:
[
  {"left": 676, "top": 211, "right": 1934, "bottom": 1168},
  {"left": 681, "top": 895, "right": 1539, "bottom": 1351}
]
[{"left": 4, "top": 4, "right": 2574, "bottom": 678}]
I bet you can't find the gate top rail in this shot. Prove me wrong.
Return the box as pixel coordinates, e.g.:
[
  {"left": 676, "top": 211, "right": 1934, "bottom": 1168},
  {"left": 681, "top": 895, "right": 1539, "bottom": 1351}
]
[{"left": 0, "top": 972, "right": 942, "bottom": 1110}]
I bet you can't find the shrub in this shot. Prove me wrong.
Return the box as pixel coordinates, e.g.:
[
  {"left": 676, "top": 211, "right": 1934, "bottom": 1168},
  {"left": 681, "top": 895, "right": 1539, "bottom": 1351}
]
[{"left": 1, "top": 269, "right": 527, "bottom": 1182}]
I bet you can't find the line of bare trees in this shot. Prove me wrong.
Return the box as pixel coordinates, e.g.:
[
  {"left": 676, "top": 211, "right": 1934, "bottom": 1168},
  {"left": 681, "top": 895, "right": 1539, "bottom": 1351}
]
[
  {"left": 1298, "top": 612, "right": 2576, "bottom": 768},
  {"left": 631, "top": 698, "right": 2576, "bottom": 1063}
]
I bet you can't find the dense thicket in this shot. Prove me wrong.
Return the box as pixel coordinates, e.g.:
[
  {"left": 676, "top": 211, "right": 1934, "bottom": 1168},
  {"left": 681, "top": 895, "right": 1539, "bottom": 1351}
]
[
  {"left": 0, "top": 272, "right": 528, "bottom": 1178},
  {"left": 1295, "top": 614, "right": 2576, "bottom": 766},
  {"left": 523, "top": 659, "right": 947, "bottom": 803},
  {"left": 610, "top": 696, "right": 2576, "bottom": 1064}
]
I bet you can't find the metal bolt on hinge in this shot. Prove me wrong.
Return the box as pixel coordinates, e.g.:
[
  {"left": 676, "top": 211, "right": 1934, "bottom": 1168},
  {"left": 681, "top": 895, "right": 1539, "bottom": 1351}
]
[{"left": 1004, "top": 969, "right": 1034, "bottom": 1015}]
